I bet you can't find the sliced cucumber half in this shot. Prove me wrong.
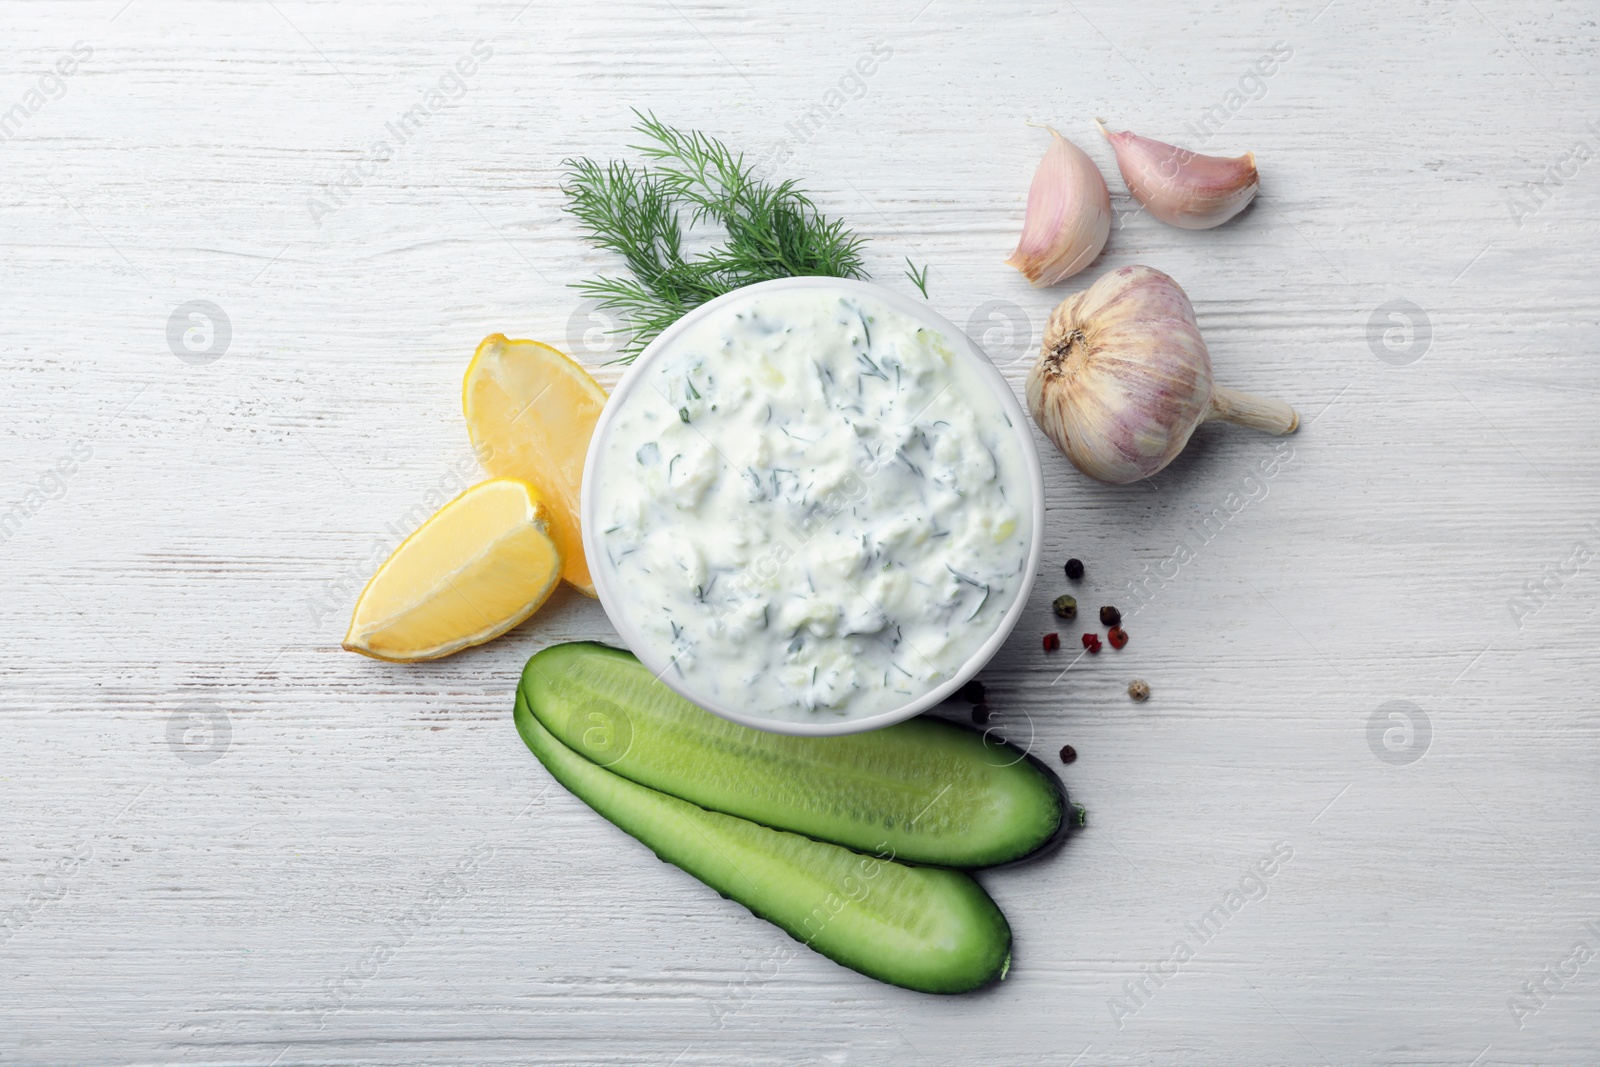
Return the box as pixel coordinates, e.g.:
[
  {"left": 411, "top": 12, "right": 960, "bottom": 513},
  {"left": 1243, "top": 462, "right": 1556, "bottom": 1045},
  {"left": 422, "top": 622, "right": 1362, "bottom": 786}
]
[
  {"left": 514, "top": 687, "right": 1012, "bottom": 993},
  {"left": 518, "top": 642, "right": 1066, "bottom": 868}
]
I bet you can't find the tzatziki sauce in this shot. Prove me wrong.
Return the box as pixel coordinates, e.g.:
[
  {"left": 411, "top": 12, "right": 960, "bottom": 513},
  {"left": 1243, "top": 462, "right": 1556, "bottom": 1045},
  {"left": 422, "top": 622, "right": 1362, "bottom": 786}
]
[{"left": 592, "top": 286, "right": 1033, "bottom": 723}]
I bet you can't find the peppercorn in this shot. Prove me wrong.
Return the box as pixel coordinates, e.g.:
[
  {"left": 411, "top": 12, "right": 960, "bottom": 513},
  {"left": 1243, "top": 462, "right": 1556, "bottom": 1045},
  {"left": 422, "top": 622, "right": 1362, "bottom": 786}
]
[
  {"left": 1058, "top": 744, "right": 1077, "bottom": 764},
  {"left": 1099, "top": 605, "right": 1121, "bottom": 627},
  {"left": 972, "top": 704, "right": 991, "bottom": 725},
  {"left": 1064, "top": 558, "right": 1084, "bottom": 581},
  {"left": 959, "top": 680, "right": 986, "bottom": 704},
  {"left": 1043, "top": 632, "right": 1061, "bottom": 652},
  {"left": 1128, "top": 679, "right": 1150, "bottom": 702},
  {"left": 1081, "top": 633, "right": 1101, "bottom": 653},
  {"left": 1107, "top": 625, "right": 1128, "bottom": 649},
  {"left": 1052, "top": 594, "right": 1078, "bottom": 619}
]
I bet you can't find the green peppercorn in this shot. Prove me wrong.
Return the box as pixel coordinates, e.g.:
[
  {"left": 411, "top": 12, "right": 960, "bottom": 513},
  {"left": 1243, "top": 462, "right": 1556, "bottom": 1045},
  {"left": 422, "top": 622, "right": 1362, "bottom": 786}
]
[{"left": 1052, "top": 594, "right": 1078, "bottom": 619}]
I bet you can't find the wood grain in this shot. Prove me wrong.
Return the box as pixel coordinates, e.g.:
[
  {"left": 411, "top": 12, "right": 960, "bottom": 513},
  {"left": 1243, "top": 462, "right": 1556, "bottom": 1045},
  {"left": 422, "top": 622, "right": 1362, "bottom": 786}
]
[{"left": 3, "top": 0, "right": 1598, "bottom": 1064}]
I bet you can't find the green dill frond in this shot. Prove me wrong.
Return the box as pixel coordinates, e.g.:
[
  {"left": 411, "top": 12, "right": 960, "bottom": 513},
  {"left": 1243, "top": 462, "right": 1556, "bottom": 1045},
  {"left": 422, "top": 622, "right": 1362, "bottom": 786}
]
[
  {"left": 561, "top": 157, "right": 685, "bottom": 291},
  {"left": 561, "top": 112, "right": 874, "bottom": 362},
  {"left": 905, "top": 257, "right": 930, "bottom": 299}
]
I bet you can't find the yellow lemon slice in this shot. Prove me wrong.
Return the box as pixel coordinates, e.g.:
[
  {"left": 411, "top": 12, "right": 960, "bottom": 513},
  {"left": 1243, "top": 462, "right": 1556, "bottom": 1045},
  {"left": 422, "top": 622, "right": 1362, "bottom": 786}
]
[
  {"left": 463, "top": 335, "right": 606, "bottom": 596},
  {"left": 343, "top": 478, "right": 562, "bottom": 662}
]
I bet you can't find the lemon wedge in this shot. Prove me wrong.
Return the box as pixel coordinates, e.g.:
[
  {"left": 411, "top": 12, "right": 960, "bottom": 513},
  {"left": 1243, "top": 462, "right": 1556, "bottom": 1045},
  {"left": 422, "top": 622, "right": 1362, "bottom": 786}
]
[
  {"left": 463, "top": 335, "right": 607, "bottom": 596},
  {"left": 343, "top": 478, "right": 562, "bottom": 662}
]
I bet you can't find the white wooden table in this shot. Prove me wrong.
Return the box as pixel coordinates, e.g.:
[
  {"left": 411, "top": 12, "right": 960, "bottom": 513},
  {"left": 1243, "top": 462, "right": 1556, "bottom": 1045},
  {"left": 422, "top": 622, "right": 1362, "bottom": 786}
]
[{"left": 5, "top": 1, "right": 1598, "bottom": 1064}]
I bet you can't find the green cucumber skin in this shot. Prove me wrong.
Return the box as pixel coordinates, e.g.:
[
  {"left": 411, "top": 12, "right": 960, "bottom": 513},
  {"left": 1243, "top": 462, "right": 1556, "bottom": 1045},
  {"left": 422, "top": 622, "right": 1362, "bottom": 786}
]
[
  {"left": 514, "top": 689, "right": 1011, "bottom": 994},
  {"left": 518, "top": 642, "right": 1066, "bottom": 868}
]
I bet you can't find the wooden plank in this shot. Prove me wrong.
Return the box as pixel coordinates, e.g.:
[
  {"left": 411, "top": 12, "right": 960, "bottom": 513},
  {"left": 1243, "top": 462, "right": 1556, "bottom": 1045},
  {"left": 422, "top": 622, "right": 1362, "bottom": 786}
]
[{"left": 2, "top": 0, "right": 1597, "bottom": 1063}]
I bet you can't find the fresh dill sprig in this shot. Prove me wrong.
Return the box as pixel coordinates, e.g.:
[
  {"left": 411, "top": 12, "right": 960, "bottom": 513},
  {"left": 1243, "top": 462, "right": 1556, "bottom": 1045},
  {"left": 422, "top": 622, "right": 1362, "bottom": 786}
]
[
  {"left": 905, "top": 257, "right": 930, "bottom": 299},
  {"left": 562, "top": 111, "right": 871, "bottom": 361}
]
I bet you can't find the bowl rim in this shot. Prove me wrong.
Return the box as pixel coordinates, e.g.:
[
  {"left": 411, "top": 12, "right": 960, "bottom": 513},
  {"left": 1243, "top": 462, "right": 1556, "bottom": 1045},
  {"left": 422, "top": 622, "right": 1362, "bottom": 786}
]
[{"left": 580, "top": 276, "right": 1045, "bottom": 736}]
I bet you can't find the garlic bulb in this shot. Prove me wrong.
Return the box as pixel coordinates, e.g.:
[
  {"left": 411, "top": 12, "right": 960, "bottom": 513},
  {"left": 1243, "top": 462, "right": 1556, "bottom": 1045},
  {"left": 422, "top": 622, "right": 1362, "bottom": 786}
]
[
  {"left": 1005, "top": 125, "right": 1111, "bottom": 286},
  {"left": 1026, "top": 265, "right": 1297, "bottom": 484},
  {"left": 1095, "top": 120, "right": 1258, "bottom": 230}
]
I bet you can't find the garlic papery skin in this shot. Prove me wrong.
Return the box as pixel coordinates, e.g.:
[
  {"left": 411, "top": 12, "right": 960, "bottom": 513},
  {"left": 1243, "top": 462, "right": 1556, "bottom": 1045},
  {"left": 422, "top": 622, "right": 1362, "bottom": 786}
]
[
  {"left": 1005, "top": 125, "right": 1112, "bottom": 286},
  {"left": 1095, "top": 120, "right": 1258, "bottom": 230},
  {"left": 1026, "top": 265, "right": 1297, "bottom": 484}
]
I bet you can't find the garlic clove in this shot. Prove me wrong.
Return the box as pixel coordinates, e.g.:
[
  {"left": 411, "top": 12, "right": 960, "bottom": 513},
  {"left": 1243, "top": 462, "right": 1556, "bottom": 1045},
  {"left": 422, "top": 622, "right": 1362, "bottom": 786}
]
[
  {"left": 1026, "top": 265, "right": 1295, "bottom": 485},
  {"left": 1095, "top": 120, "right": 1258, "bottom": 230},
  {"left": 1005, "top": 125, "right": 1112, "bottom": 287}
]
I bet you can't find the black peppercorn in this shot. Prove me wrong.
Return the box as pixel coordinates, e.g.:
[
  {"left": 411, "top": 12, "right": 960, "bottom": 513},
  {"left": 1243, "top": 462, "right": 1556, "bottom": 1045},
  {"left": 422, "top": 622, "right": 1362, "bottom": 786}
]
[
  {"left": 959, "top": 680, "right": 986, "bottom": 704},
  {"left": 1058, "top": 744, "right": 1077, "bottom": 764},
  {"left": 1099, "top": 605, "right": 1121, "bottom": 627},
  {"left": 1064, "top": 558, "right": 1084, "bottom": 581},
  {"left": 972, "top": 704, "right": 991, "bottom": 725}
]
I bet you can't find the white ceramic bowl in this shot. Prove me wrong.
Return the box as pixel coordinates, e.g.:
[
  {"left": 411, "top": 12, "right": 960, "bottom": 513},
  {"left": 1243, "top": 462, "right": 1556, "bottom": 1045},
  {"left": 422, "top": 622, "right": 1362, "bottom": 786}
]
[{"left": 581, "top": 277, "right": 1045, "bottom": 736}]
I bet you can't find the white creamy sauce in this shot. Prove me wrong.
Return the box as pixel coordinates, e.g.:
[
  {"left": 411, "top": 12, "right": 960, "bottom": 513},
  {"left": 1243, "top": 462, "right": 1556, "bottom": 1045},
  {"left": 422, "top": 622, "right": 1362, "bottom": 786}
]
[{"left": 594, "top": 288, "right": 1031, "bottom": 722}]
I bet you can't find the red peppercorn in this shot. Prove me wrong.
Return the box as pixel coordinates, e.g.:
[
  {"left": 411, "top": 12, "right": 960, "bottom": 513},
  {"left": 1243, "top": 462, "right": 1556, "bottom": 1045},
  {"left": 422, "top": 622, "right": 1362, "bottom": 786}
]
[
  {"left": 1108, "top": 626, "right": 1128, "bottom": 649},
  {"left": 1081, "top": 633, "right": 1101, "bottom": 654},
  {"left": 1043, "top": 632, "right": 1061, "bottom": 652},
  {"left": 1058, "top": 744, "right": 1077, "bottom": 764}
]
